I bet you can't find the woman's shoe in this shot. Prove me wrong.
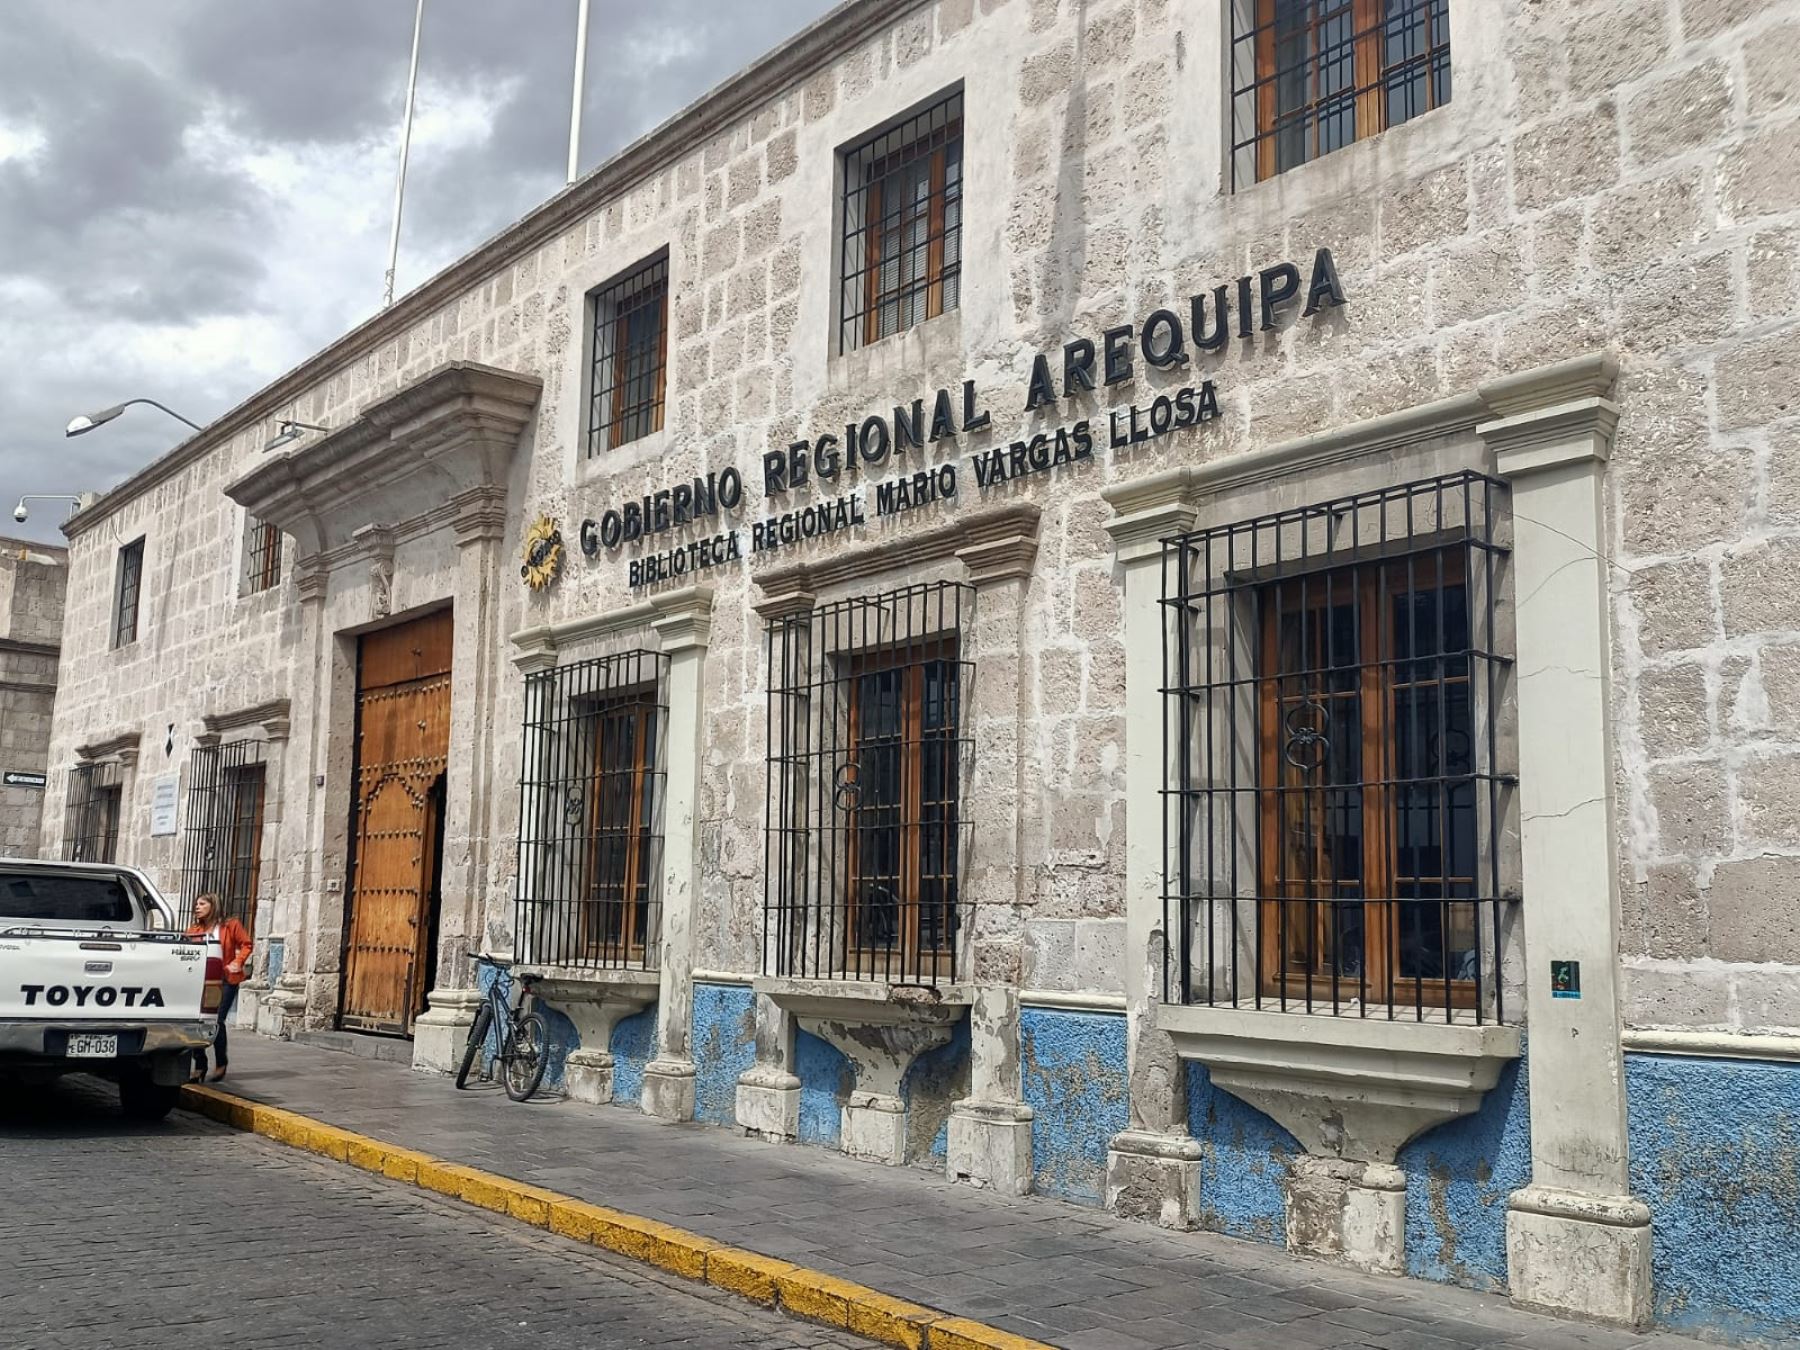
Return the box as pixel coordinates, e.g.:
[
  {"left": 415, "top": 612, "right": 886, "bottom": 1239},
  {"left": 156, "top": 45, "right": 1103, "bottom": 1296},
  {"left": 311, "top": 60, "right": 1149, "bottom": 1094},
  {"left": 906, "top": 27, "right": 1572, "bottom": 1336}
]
[{"left": 209, "top": 1066, "right": 228, "bottom": 1082}]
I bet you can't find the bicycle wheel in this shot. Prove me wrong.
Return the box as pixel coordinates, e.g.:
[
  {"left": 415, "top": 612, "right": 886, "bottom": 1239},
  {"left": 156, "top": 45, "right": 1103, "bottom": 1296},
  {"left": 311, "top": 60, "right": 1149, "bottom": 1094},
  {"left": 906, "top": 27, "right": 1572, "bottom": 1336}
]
[
  {"left": 455, "top": 1002, "right": 493, "bottom": 1090},
  {"left": 501, "top": 1010, "right": 548, "bottom": 1102}
]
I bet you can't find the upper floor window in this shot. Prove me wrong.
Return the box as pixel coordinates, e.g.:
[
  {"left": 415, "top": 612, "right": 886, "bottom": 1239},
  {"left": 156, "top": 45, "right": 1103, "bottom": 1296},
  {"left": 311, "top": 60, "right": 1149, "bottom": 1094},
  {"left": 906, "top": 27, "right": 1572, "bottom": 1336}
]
[
  {"left": 763, "top": 581, "right": 972, "bottom": 984},
  {"left": 839, "top": 91, "right": 963, "bottom": 354},
  {"left": 1161, "top": 472, "right": 1517, "bottom": 1023},
  {"left": 515, "top": 650, "right": 668, "bottom": 971},
  {"left": 113, "top": 538, "right": 144, "bottom": 648},
  {"left": 244, "top": 517, "right": 282, "bottom": 594},
  {"left": 587, "top": 255, "right": 668, "bottom": 455},
  {"left": 65, "top": 761, "right": 123, "bottom": 864},
  {"left": 1231, "top": 0, "right": 1450, "bottom": 187}
]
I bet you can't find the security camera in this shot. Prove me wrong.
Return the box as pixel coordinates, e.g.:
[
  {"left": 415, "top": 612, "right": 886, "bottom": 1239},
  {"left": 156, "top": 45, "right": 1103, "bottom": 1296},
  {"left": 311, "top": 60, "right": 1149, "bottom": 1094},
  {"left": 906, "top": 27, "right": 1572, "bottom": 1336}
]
[{"left": 11, "top": 502, "right": 26, "bottom": 524}]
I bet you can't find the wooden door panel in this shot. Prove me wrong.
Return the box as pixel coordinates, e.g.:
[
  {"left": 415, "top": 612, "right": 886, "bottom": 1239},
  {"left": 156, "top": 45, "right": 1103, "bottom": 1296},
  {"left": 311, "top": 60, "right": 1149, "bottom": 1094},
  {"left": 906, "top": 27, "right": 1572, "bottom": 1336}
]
[{"left": 341, "top": 611, "right": 453, "bottom": 1036}]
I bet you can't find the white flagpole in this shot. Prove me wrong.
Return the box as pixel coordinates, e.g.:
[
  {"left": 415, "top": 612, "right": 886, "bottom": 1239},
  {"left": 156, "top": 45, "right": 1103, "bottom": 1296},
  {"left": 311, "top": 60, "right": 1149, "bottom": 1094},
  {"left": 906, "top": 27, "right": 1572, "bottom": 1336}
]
[
  {"left": 567, "top": 0, "right": 591, "bottom": 185},
  {"left": 383, "top": 0, "right": 427, "bottom": 309}
]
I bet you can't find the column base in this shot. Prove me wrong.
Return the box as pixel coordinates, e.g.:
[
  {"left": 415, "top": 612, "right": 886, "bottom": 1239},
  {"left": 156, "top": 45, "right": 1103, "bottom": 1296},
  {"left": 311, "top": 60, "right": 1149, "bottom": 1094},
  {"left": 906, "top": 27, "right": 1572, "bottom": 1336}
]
[
  {"left": 842, "top": 1091, "right": 907, "bottom": 1166},
  {"left": 640, "top": 1057, "right": 697, "bottom": 1121},
  {"left": 257, "top": 974, "right": 308, "bottom": 1038},
  {"left": 947, "top": 1099, "right": 1035, "bottom": 1195},
  {"left": 736, "top": 1066, "right": 801, "bottom": 1143},
  {"left": 1285, "top": 1157, "right": 1407, "bottom": 1275},
  {"left": 411, "top": 988, "right": 482, "bottom": 1074},
  {"left": 1507, "top": 1186, "right": 1652, "bottom": 1328},
  {"left": 1106, "top": 1128, "right": 1203, "bottom": 1230},
  {"left": 564, "top": 1048, "right": 616, "bottom": 1105}
]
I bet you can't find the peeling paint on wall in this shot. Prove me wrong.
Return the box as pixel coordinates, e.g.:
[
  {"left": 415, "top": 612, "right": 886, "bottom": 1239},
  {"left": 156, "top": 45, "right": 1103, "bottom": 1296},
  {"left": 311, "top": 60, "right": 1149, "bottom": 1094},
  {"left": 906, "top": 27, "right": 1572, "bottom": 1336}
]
[
  {"left": 691, "top": 982, "right": 757, "bottom": 1127},
  {"left": 1020, "top": 1008, "right": 1128, "bottom": 1205},
  {"left": 1187, "top": 1062, "right": 1299, "bottom": 1245},
  {"left": 607, "top": 1005, "right": 656, "bottom": 1108},
  {"left": 474, "top": 962, "right": 577, "bottom": 1094},
  {"left": 1628, "top": 1054, "right": 1800, "bottom": 1343},
  {"left": 1398, "top": 1057, "right": 1531, "bottom": 1291},
  {"left": 901, "top": 1016, "right": 970, "bottom": 1166},
  {"left": 796, "top": 1027, "right": 850, "bottom": 1147}
]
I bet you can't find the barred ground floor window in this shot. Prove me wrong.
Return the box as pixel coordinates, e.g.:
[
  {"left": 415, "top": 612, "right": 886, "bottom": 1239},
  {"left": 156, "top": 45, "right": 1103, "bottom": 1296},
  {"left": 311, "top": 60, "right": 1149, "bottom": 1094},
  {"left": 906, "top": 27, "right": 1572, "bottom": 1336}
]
[
  {"left": 764, "top": 581, "right": 972, "bottom": 984},
  {"left": 1163, "top": 471, "right": 1518, "bottom": 1021},
  {"left": 516, "top": 650, "right": 668, "bottom": 970},
  {"left": 181, "top": 739, "right": 269, "bottom": 932},
  {"left": 63, "top": 762, "right": 123, "bottom": 865}
]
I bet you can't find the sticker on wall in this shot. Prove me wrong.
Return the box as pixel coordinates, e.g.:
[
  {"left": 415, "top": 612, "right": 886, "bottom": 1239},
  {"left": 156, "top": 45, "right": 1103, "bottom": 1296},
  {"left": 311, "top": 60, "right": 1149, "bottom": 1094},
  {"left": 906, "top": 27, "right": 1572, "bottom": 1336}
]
[
  {"left": 1550, "top": 960, "right": 1581, "bottom": 999},
  {"left": 520, "top": 514, "right": 564, "bottom": 592}
]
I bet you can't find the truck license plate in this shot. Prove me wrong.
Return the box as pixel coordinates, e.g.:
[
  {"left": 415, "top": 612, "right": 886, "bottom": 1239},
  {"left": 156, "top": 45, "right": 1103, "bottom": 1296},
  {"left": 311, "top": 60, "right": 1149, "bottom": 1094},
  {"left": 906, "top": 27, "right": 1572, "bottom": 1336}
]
[{"left": 67, "top": 1034, "right": 118, "bottom": 1058}]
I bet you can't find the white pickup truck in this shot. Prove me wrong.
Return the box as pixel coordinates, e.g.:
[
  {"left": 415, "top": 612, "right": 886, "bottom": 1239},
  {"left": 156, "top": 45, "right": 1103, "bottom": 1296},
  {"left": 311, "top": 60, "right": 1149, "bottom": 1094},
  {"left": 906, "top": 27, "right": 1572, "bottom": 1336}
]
[{"left": 0, "top": 858, "right": 220, "bottom": 1120}]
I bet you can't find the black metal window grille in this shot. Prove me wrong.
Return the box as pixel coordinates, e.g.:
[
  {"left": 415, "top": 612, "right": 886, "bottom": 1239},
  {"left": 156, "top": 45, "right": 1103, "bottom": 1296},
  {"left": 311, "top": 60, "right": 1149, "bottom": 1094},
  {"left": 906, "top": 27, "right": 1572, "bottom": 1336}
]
[
  {"left": 763, "top": 581, "right": 974, "bottom": 985},
  {"left": 245, "top": 516, "right": 282, "bottom": 593},
  {"left": 180, "top": 740, "right": 269, "bottom": 932},
  {"left": 1162, "top": 471, "right": 1516, "bottom": 1023},
  {"left": 839, "top": 91, "right": 963, "bottom": 354},
  {"left": 1230, "top": 0, "right": 1451, "bottom": 189},
  {"left": 587, "top": 256, "right": 668, "bottom": 456},
  {"left": 64, "top": 762, "right": 123, "bottom": 864},
  {"left": 113, "top": 537, "right": 145, "bottom": 648},
  {"left": 516, "top": 650, "right": 669, "bottom": 970}
]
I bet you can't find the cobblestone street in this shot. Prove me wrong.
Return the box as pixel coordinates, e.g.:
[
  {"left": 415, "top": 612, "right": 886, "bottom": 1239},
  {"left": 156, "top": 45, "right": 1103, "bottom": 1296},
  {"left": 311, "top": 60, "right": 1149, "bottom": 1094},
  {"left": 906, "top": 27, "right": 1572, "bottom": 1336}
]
[{"left": 0, "top": 1076, "right": 871, "bottom": 1350}]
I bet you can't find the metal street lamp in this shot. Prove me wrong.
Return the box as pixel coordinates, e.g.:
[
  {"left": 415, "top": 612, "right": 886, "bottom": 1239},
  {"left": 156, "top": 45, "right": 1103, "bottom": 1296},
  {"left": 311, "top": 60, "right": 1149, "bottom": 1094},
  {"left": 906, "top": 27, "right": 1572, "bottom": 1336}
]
[
  {"left": 264, "top": 420, "right": 329, "bottom": 453},
  {"left": 65, "top": 398, "right": 202, "bottom": 438}
]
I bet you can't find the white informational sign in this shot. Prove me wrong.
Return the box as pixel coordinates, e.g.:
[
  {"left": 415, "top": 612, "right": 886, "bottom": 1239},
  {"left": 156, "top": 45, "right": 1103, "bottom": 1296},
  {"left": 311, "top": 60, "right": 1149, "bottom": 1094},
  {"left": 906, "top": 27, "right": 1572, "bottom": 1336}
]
[{"left": 149, "top": 771, "right": 180, "bottom": 837}]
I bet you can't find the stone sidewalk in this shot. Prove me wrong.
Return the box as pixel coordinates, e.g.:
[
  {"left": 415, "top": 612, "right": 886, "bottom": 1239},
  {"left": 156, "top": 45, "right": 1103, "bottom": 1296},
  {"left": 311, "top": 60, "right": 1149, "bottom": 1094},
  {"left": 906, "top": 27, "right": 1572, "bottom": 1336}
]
[{"left": 212, "top": 1037, "right": 1705, "bottom": 1350}]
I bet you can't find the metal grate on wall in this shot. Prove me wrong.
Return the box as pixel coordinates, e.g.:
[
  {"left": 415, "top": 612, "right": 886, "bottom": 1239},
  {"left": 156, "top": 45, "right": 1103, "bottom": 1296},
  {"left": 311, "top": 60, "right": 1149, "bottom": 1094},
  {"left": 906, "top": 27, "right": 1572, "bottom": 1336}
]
[
  {"left": 763, "top": 580, "right": 974, "bottom": 985},
  {"left": 587, "top": 255, "right": 669, "bottom": 456},
  {"left": 1229, "top": 0, "right": 1451, "bottom": 189},
  {"left": 1161, "top": 470, "right": 1517, "bottom": 1023},
  {"left": 515, "top": 649, "right": 669, "bottom": 970},
  {"left": 63, "top": 761, "right": 123, "bottom": 864},
  {"left": 180, "top": 739, "right": 269, "bottom": 932},
  {"left": 838, "top": 90, "right": 963, "bottom": 353}
]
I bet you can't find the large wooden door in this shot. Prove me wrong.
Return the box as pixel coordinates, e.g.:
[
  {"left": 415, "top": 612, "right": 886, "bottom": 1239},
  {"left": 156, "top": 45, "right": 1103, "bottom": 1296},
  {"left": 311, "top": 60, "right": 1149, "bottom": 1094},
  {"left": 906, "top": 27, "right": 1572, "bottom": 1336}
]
[{"left": 340, "top": 609, "right": 453, "bottom": 1035}]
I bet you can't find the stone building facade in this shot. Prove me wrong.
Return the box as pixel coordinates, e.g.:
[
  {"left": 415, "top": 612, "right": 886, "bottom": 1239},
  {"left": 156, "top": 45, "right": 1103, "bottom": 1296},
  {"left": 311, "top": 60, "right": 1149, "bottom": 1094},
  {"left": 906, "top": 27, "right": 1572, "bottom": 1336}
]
[
  {"left": 0, "top": 538, "right": 66, "bottom": 858},
  {"left": 41, "top": 0, "right": 1800, "bottom": 1339}
]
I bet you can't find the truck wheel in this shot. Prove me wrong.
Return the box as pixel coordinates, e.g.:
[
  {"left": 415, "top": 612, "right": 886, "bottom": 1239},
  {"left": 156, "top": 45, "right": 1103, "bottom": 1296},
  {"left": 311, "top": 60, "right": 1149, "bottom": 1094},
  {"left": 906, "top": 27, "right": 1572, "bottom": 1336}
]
[{"left": 118, "top": 1072, "right": 180, "bottom": 1122}]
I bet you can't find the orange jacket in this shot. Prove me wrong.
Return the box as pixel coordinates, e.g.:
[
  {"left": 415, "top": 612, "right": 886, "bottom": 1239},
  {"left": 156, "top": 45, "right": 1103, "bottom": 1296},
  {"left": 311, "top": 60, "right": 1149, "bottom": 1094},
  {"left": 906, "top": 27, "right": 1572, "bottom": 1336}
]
[{"left": 186, "top": 917, "right": 254, "bottom": 985}]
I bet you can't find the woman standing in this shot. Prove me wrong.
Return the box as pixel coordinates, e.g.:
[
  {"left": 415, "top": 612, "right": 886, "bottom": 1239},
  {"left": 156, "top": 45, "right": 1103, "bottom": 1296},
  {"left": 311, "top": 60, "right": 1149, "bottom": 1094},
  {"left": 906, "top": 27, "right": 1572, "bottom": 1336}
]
[{"left": 187, "top": 893, "right": 253, "bottom": 1083}]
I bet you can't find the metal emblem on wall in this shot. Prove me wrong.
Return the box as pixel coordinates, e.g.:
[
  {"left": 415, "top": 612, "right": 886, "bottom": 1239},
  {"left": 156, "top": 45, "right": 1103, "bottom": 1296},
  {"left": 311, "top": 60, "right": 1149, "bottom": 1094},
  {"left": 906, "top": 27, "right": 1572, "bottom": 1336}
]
[{"left": 520, "top": 514, "right": 564, "bottom": 592}]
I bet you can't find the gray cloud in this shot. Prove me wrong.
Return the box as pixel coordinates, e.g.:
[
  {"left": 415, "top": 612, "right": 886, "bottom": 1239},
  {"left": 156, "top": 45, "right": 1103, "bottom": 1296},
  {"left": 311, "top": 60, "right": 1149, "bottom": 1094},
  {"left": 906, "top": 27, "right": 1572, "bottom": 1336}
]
[{"left": 0, "top": 0, "right": 837, "bottom": 544}]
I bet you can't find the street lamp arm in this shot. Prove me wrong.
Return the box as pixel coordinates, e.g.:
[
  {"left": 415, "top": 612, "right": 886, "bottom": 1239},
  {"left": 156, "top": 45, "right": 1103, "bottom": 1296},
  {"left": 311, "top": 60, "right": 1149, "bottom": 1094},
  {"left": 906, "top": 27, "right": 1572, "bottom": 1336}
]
[{"left": 120, "top": 398, "right": 203, "bottom": 431}]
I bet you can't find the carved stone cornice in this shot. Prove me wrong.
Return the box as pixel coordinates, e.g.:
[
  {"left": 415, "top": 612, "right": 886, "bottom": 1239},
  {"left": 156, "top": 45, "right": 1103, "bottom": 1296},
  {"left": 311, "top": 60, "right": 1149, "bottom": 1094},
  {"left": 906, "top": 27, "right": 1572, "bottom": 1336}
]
[
  {"left": 197, "top": 699, "right": 294, "bottom": 746},
  {"left": 648, "top": 585, "right": 715, "bottom": 654},
  {"left": 1478, "top": 354, "right": 1620, "bottom": 477},
  {"left": 75, "top": 730, "right": 141, "bottom": 765},
  {"left": 508, "top": 583, "right": 717, "bottom": 668},
  {"left": 753, "top": 503, "right": 1041, "bottom": 613},
  {"left": 225, "top": 361, "right": 540, "bottom": 559},
  {"left": 450, "top": 487, "right": 510, "bottom": 547}
]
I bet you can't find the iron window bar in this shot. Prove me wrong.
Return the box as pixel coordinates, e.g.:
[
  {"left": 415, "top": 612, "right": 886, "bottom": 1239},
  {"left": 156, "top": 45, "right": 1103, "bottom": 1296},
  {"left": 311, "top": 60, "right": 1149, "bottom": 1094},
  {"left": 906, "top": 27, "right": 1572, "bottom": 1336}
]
[
  {"left": 515, "top": 649, "right": 670, "bottom": 971},
  {"left": 113, "top": 537, "right": 145, "bottom": 648},
  {"left": 63, "top": 761, "right": 123, "bottom": 865},
  {"left": 245, "top": 516, "right": 283, "bottom": 593},
  {"left": 180, "top": 739, "right": 270, "bottom": 931},
  {"left": 838, "top": 90, "right": 964, "bottom": 354},
  {"left": 1229, "top": 0, "right": 1451, "bottom": 190},
  {"left": 1160, "top": 470, "right": 1518, "bottom": 1024},
  {"left": 587, "top": 255, "right": 669, "bottom": 456},
  {"left": 762, "top": 580, "right": 975, "bottom": 986}
]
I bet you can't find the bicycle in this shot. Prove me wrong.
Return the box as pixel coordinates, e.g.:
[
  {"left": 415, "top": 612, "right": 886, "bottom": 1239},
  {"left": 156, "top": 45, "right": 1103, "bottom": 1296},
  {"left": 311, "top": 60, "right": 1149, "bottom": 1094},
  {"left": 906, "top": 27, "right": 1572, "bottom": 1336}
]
[{"left": 454, "top": 953, "right": 549, "bottom": 1102}]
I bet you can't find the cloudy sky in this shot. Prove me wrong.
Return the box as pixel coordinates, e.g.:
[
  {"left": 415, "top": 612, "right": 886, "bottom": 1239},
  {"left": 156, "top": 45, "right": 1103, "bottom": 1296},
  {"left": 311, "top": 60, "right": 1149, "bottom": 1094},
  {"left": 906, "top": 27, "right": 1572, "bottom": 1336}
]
[{"left": 0, "top": 0, "right": 837, "bottom": 545}]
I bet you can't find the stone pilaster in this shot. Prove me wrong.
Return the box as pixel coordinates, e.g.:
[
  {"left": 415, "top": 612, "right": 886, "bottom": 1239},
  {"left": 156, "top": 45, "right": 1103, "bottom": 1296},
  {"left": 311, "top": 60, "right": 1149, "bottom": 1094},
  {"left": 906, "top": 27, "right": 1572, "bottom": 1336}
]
[
  {"left": 1482, "top": 354, "right": 1652, "bottom": 1328},
  {"left": 1101, "top": 474, "right": 1204, "bottom": 1229},
  {"left": 640, "top": 586, "right": 715, "bottom": 1122}
]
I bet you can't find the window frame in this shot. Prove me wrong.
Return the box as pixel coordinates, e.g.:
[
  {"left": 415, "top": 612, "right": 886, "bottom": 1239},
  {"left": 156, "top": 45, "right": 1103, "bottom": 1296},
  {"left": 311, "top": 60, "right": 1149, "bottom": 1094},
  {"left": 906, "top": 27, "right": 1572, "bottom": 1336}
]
[
  {"left": 113, "top": 537, "right": 145, "bottom": 649},
  {"left": 838, "top": 90, "right": 965, "bottom": 354},
  {"left": 181, "top": 739, "right": 270, "bottom": 933},
  {"left": 585, "top": 254, "right": 669, "bottom": 457},
  {"left": 64, "top": 761, "right": 125, "bottom": 865},
  {"left": 578, "top": 686, "right": 661, "bottom": 965},
  {"left": 244, "top": 516, "right": 283, "bottom": 595},
  {"left": 1233, "top": 0, "right": 1452, "bottom": 187}
]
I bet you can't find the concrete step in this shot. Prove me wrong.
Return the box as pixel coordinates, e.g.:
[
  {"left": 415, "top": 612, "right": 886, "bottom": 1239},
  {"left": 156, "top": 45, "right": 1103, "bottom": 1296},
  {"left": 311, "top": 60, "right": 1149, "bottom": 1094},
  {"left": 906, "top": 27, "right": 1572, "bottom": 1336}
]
[{"left": 290, "top": 1029, "right": 415, "bottom": 1065}]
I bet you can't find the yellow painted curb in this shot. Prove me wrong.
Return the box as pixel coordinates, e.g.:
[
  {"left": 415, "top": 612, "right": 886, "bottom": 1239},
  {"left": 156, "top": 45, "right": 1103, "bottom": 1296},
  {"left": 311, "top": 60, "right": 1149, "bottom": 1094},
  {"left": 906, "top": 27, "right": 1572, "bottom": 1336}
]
[{"left": 181, "top": 1086, "right": 1055, "bottom": 1350}]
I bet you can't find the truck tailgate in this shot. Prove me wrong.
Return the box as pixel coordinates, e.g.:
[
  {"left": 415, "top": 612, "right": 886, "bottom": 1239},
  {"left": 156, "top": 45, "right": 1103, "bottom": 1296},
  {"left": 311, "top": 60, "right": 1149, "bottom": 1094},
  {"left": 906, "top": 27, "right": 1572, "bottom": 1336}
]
[{"left": 0, "top": 929, "right": 208, "bottom": 1022}]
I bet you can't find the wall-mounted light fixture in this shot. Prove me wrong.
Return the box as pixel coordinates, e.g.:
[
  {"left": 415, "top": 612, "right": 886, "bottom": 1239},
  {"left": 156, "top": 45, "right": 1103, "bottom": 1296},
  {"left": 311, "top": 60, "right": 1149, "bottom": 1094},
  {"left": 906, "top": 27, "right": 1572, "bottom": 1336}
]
[
  {"left": 265, "top": 420, "right": 330, "bottom": 453},
  {"left": 65, "top": 398, "right": 201, "bottom": 438}
]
